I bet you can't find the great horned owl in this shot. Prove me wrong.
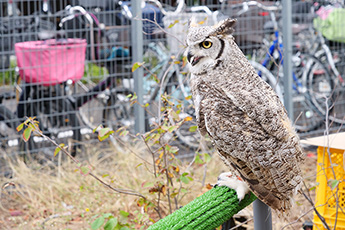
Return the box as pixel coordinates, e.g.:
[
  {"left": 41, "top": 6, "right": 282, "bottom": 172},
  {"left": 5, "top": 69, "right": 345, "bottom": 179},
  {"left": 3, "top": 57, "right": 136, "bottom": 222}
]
[{"left": 185, "top": 18, "right": 304, "bottom": 213}]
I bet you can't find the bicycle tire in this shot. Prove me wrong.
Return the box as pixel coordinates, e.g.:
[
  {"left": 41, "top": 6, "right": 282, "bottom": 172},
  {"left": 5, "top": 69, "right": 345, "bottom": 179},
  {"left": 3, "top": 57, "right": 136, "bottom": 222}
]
[
  {"left": 309, "top": 52, "right": 345, "bottom": 125},
  {"left": 78, "top": 89, "right": 110, "bottom": 130},
  {"left": 142, "top": 42, "right": 176, "bottom": 127},
  {"left": 0, "top": 105, "right": 19, "bottom": 150},
  {"left": 102, "top": 87, "right": 134, "bottom": 131},
  {"left": 18, "top": 85, "right": 82, "bottom": 158},
  {"left": 0, "top": 104, "right": 20, "bottom": 175},
  {"left": 170, "top": 65, "right": 204, "bottom": 149}
]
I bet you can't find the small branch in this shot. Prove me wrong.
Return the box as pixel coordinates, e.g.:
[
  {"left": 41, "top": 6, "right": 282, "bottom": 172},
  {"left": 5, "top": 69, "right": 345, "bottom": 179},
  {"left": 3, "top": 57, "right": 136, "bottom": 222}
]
[
  {"left": 300, "top": 189, "right": 330, "bottom": 230},
  {"left": 135, "top": 16, "right": 186, "bottom": 47},
  {"left": 229, "top": 217, "right": 253, "bottom": 230},
  {"left": 280, "top": 207, "right": 314, "bottom": 230},
  {"left": 163, "top": 145, "right": 172, "bottom": 214},
  {"left": 141, "top": 134, "right": 158, "bottom": 178},
  {"left": 25, "top": 118, "right": 147, "bottom": 200}
]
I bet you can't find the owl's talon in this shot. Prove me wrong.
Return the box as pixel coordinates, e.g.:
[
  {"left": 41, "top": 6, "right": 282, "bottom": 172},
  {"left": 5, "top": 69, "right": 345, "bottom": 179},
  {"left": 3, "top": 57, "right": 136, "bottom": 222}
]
[{"left": 217, "top": 172, "right": 250, "bottom": 202}]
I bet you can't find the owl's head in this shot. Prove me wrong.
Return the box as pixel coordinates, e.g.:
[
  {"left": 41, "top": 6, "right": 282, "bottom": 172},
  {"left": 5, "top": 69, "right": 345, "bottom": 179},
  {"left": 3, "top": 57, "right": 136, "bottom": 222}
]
[{"left": 185, "top": 18, "right": 237, "bottom": 74}]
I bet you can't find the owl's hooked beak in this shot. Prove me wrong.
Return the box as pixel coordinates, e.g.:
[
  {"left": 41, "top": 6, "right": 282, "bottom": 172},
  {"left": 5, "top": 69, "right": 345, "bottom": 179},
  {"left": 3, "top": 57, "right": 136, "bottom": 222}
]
[{"left": 187, "top": 52, "right": 203, "bottom": 66}]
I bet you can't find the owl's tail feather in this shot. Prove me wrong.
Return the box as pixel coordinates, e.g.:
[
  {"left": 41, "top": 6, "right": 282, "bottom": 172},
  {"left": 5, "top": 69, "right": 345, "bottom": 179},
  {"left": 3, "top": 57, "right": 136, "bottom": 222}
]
[{"left": 248, "top": 182, "right": 293, "bottom": 215}]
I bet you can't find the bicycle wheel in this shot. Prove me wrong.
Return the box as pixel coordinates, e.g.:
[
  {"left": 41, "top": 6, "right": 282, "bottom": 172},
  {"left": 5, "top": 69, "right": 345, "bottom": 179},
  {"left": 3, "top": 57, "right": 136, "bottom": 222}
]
[
  {"left": 0, "top": 105, "right": 20, "bottom": 175},
  {"left": 309, "top": 53, "right": 345, "bottom": 125},
  {"left": 102, "top": 87, "right": 134, "bottom": 131},
  {"left": 169, "top": 65, "right": 204, "bottom": 149},
  {"left": 18, "top": 85, "right": 82, "bottom": 159},
  {"left": 143, "top": 43, "right": 208, "bottom": 149}
]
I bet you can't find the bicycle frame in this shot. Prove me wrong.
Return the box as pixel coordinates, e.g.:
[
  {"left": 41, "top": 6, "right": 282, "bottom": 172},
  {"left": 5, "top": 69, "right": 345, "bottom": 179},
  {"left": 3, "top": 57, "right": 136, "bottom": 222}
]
[{"left": 259, "top": 12, "right": 304, "bottom": 93}]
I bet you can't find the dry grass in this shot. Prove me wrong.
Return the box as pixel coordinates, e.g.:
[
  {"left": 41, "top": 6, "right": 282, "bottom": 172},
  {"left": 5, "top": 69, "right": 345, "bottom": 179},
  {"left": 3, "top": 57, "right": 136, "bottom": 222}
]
[{"left": 0, "top": 137, "right": 318, "bottom": 230}]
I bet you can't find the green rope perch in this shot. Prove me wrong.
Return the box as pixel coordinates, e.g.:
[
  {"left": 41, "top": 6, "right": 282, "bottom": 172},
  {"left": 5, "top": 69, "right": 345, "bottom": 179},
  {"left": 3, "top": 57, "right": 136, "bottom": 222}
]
[{"left": 147, "top": 186, "right": 257, "bottom": 230}]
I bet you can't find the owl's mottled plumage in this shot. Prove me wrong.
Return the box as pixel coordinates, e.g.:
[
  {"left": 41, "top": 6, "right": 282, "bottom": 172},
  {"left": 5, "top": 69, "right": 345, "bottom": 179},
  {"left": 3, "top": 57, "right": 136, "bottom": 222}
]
[{"left": 186, "top": 18, "right": 304, "bottom": 213}]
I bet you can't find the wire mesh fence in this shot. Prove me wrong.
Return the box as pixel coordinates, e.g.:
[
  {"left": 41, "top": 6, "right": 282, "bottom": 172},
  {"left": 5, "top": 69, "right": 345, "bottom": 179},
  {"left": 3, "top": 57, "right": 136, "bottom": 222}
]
[{"left": 0, "top": 0, "right": 345, "bottom": 164}]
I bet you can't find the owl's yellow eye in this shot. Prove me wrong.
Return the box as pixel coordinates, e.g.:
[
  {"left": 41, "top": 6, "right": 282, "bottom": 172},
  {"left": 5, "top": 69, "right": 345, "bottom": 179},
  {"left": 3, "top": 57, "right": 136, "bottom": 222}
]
[{"left": 201, "top": 40, "right": 212, "bottom": 49}]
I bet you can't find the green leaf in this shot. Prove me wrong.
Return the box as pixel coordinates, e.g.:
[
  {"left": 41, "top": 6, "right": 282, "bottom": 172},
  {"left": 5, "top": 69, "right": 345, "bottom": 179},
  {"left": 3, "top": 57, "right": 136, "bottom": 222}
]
[
  {"left": 135, "top": 163, "right": 143, "bottom": 168},
  {"left": 91, "top": 216, "right": 105, "bottom": 230},
  {"left": 119, "top": 130, "right": 129, "bottom": 137},
  {"left": 170, "top": 192, "right": 178, "bottom": 198},
  {"left": 142, "top": 181, "right": 154, "bottom": 188},
  {"left": 119, "top": 210, "right": 129, "bottom": 225},
  {"left": 170, "top": 110, "right": 180, "bottom": 121},
  {"left": 168, "top": 20, "right": 179, "bottom": 28},
  {"left": 167, "top": 126, "right": 177, "bottom": 133},
  {"left": 330, "top": 179, "right": 339, "bottom": 189},
  {"left": 180, "top": 188, "right": 187, "bottom": 193},
  {"left": 16, "top": 123, "right": 24, "bottom": 132},
  {"left": 98, "top": 134, "right": 109, "bottom": 142},
  {"left": 169, "top": 146, "right": 179, "bottom": 154},
  {"left": 80, "top": 166, "right": 91, "bottom": 175},
  {"left": 309, "top": 186, "right": 316, "bottom": 191},
  {"left": 104, "top": 217, "right": 118, "bottom": 230},
  {"left": 54, "top": 143, "right": 65, "bottom": 157},
  {"left": 194, "top": 154, "right": 203, "bottom": 164},
  {"left": 189, "top": 125, "right": 198, "bottom": 132},
  {"left": 102, "top": 213, "right": 113, "bottom": 219},
  {"left": 97, "top": 127, "right": 115, "bottom": 141},
  {"left": 99, "top": 127, "right": 111, "bottom": 137},
  {"left": 93, "top": 125, "right": 102, "bottom": 133},
  {"left": 185, "top": 95, "right": 192, "bottom": 100},
  {"left": 180, "top": 176, "right": 190, "bottom": 184},
  {"left": 28, "top": 123, "right": 38, "bottom": 131},
  {"left": 119, "top": 210, "right": 129, "bottom": 217},
  {"left": 22, "top": 127, "right": 33, "bottom": 142},
  {"left": 119, "top": 227, "right": 131, "bottom": 230},
  {"left": 132, "top": 62, "right": 144, "bottom": 72},
  {"left": 204, "top": 153, "right": 211, "bottom": 163}
]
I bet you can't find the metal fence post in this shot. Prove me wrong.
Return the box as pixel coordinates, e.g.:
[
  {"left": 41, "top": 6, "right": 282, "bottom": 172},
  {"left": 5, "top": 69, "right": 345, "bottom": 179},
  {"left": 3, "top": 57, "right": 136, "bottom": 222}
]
[
  {"left": 131, "top": 0, "right": 145, "bottom": 133},
  {"left": 282, "top": 0, "right": 293, "bottom": 118},
  {"left": 253, "top": 199, "right": 272, "bottom": 230}
]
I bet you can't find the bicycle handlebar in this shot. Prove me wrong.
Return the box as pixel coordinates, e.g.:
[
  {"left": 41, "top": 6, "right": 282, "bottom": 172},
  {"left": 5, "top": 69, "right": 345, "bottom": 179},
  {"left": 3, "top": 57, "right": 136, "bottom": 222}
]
[
  {"left": 232, "top": 1, "right": 281, "bottom": 17},
  {"left": 118, "top": 0, "right": 185, "bottom": 20},
  {"left": 147, "top": 0, "right": 185, "bottom": 16},
  {"left": 59, "top": 5, "right": 96, "bottom": 61}
]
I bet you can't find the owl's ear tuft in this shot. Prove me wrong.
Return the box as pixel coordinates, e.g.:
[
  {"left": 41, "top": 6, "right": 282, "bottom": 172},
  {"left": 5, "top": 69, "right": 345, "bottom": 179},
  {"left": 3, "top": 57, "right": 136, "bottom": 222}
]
[{"left": 212, "top": 18, "right": 237, "bottom": 36}]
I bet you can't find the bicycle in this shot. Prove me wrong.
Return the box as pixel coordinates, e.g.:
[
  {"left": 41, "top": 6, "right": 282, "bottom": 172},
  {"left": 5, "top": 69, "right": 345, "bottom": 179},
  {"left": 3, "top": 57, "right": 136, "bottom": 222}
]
[
  {"left": 303, "top": 1, "right": 345, "bottom": 126},
  {"left": 138, "top": 0, "right": 221, "bottom": 149},
  {"left": 225, "top": 1, "right": 335, "bottom": 132},
  {"left": 0, "top": 3, "right": 135, "bottom": 160}
]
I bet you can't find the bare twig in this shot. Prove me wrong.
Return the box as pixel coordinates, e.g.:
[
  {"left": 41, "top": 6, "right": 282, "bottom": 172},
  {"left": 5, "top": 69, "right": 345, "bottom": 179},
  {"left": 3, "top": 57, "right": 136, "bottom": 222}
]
[
  {"left": 141, "top": 134, "right": 158, "bottom": 178},
  {"left": 25, "top": 118, "right": 147, "bottom": 200},
  {"left": 300, "top": 189, "right": 330, "bottom": 230}
]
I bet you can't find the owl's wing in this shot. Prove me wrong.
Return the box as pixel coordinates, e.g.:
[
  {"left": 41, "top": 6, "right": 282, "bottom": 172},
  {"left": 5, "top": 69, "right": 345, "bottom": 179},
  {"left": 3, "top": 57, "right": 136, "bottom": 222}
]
[{"left": 220, "top": 78, "right": 296, "bottom": 142}]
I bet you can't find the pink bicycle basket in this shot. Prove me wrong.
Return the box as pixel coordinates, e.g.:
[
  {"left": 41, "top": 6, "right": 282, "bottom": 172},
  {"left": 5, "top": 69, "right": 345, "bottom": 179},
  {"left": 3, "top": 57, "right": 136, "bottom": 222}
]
[{"left": 15, "top": 39, "right": 87, "bottom": 86}]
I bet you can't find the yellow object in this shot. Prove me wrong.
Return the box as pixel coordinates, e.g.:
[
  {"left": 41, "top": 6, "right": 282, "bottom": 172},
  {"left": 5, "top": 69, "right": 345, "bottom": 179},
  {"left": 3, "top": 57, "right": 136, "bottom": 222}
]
[
  {"left": 314, "top": 146, "right": 345, "bottom": 229},
  {"left": 302, "top": 133, "right": 345, "bottom": 230}
]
